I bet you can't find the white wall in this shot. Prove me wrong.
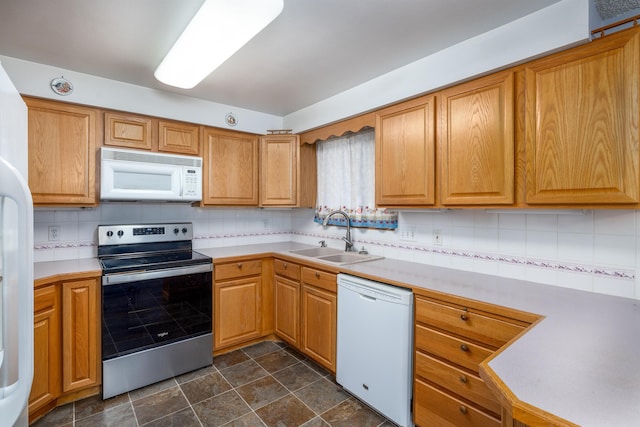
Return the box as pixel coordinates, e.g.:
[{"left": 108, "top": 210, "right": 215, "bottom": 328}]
[
  {"left": 291, "top": 209, "right": 640, "bottom": 300},
  {"left": 35, "top": 206, "right": 640, "bottom": 300},
  {"left": 283, "top": 0, "right": 590, "bottom": 133},
  {"left": 0, "top": 56, "right": 282, "bottom": 135},
  {"left": 33, "top": 204, "right": 293, "bottom": 261}
]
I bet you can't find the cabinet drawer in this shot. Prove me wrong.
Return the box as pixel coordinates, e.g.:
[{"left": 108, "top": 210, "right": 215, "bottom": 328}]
[
  {"left": 415, "top": 297, "right": 524, "bottom": 348},
  {"left": 414, "top": 378, "right": 500, "bottom": 427},
  {"left": 415, "top": 324, "right": 492, "bottom": 374},
  {"left": 415, "top": 351, "right": 500, "bottom": 416},
  {"left": 34, "top": 285, "right": 57, "bottom": 314},
  {"left": 274, "top": 259, "right": 301, "bottom": 281},
  {"left": 215, "top": 260, "right": 262, "bottom": 281},
  {"left": 301, "top": 267, "right": 336, "bottom": 293}
]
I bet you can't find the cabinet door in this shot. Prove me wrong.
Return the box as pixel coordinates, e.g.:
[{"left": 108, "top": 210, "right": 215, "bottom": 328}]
[
  {"left": 525, "top": 29, "right": 640, "bottom": 204},
  {"left": 301, "top": 284, "right": 336, "bottom": 372},
  {"left": 440, "top": 71, "right": 514, "bottom": 205},
  {"left": 158, "top": 120, "right": 199, "bottom": 155},
  {"left": 202, "top": 127, "right": 259, "bottom": 205},
  {"left": 29, "top": 285, "right": 61, "bottom": 416},
  {"left": 214, "top": 276, "right": 262, "bottom": 349},
  {"left": 260, "top": 135, "right": 298, "bottom": 206},
  {"left": 104, "top": 112, "right": 153, "bottom": 150},
  {"left": 25, "top": 98, "right": 98, "bottom": 206},
  {"left": 61, "top": 278, "right": 99, "bottom": 393},
  {"left": 376, "top": 95, "right": 436, "bottom": 206},
  {"left": 274, "top": 275, "right": 300, "bottom": 347}
]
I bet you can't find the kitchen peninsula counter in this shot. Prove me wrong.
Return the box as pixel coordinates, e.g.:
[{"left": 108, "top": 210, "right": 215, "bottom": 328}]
[{"left": 35, "top": 242, "right": 640, "bottom": 426}]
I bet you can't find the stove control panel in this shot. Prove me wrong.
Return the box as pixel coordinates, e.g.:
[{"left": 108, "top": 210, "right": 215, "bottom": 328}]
[{"left": 98, "top": 222, "right": 193, "bottom": 246}]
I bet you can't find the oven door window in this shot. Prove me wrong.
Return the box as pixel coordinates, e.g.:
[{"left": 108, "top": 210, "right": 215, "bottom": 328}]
[{"left": 102, "top": 271, "right": 212, "bottom": 360}]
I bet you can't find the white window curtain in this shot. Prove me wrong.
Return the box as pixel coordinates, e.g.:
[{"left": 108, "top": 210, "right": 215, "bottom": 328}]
[{"left": 313, "top": 128, "right": 398, "bottom": 229}]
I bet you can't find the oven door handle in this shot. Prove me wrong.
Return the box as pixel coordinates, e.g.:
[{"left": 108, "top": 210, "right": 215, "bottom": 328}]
[{"left": 102, "top": 263, "right": 212, "bottom": 285}]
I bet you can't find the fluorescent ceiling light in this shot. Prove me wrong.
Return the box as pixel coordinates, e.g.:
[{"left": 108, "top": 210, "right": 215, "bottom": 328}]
[{"left": 154, "top": 0, "right": 284, "bottom": 89}]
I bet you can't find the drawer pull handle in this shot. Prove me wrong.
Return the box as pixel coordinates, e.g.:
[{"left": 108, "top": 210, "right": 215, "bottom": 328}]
[
  {"left": 460, "top": 307, "right": 469, "bottom": 321},
  {"left": 460, "top": 344, "right": 469, "bottom": 352},
  {"left": 459, "top": 405, "right": 467, "bottom": 415},
  {"left": 283, "top": 263, "right": 288, "bottom": 269},
  {"left": 459, "top": 375, "right": 468, "bottom": 383},
  {"left": 237, "top": 263, "right": 243, "bottom": 269},
  {"left": 315, "top": 272, "right": 320, "bottom": 278}
]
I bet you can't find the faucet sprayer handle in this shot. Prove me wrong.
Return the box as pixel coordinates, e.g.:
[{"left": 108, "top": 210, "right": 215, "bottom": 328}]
[{"left": 319, "top": 240, "right": 327, "bottom": 247}]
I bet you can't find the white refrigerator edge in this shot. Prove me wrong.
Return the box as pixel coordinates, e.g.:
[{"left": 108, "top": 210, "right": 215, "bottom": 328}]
[{"left": 0, "top": 60, "right": 34, "bottom": 427}]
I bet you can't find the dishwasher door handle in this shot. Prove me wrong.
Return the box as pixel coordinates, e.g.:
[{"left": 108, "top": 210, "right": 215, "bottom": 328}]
[{"left": 360, "top": 294, "right": 377, "bottom": 302}]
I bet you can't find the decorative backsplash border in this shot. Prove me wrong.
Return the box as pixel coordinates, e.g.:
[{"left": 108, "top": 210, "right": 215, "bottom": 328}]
[
  {"left": 34, "top": 230, "right": 635, "bottom": 281},
  {"left": 292, "top": 231, "right": 636, "bottom": 281}
]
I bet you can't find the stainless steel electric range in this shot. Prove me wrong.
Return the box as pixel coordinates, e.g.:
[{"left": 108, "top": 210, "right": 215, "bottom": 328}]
[{"left": 98, "top": 223, "right": 212, "bottom": 399}]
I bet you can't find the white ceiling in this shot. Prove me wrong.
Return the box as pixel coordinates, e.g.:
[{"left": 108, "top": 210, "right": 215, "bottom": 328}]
[{"left": 0, "top": 0, "right": 613, "bottom": 116}]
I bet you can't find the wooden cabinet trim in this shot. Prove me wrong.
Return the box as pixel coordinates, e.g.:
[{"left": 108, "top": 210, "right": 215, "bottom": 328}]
[{"left": 299, "top": 112, "right": 375, "bottom": 144}]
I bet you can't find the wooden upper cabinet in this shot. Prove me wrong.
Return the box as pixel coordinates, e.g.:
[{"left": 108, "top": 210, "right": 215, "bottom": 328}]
[
  {"left": 260, "top": 134, "right": 298, "bottom": 206},
  {"left": 525, "top": 28, "right": 640, "bottom": 204},
  {"left": 375, "top": 94, "right": 436, "bottom": 206},
  {"left": 104, "top": 112, "right": 199, "bottom": 155},
  {"left": 158, "top": 119, "right": 199, "bottom": 155},
  {"left": 25, "top": 97, "right": 98, "bottom": 206},
  {"left": 439, "top": 71, "right": 514, "bottom": 205},
  {"left": 202, "top": 127, "right": 259, "bottom": 205},
  {"left": 104, "top": 112, "right": 153, "bottom": 150}
]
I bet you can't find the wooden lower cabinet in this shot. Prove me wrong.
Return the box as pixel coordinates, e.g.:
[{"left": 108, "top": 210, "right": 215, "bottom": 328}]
[
  {"left": 300, "top": 267, "right": 337, "bottom": 372},
  {"left": 415, "top": 378, "right": 500, "bottom": 427},
  {"left": 61, "top": 278, "right": 99, "bottom": 393},
  {"left": 30, "top": 285, "right": 61, "bottom": 416},
  {"left": 275, "top": 276, "right": 300, "bottom": 345},
  {"left": 273, "top": 260, "right": 337, "bottom": 373},
  {"left": 30, "top": 275, "right": 101, "bottom": 423},
  {"left": 214, "top": 259, "right": 263, "bottom": 350},
  {"left": 414, "top": 294, "right": 533, "bottom": 427}
]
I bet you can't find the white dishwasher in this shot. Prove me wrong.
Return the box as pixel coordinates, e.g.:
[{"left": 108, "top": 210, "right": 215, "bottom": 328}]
[{"left": 337, "top": 274, "right": 414, "bottom": 427}]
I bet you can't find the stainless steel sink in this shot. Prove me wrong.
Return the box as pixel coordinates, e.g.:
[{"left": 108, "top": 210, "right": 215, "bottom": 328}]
[
  {"left": 290, "top": 247, "right": 383, "bottom": 265},
  {"left": 289, "top": 247, "right": 343, "bottom": 257},
  {"left": 315, "top": 253, "right": 384, "bottom": 265}
]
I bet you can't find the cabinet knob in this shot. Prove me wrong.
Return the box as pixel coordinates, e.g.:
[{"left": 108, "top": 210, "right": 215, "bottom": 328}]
[
  {"left": 283, "top": 263, "right": 287, "bottom": 269},
  {"left": 237, "top": 263, "right": 243, "bottom": 269},
  {"left": 459, "top": 375, "right": 468, "bottom": 383},
  {"left": 460, "top": 307, "right": 469, "bottom": 321},
  {"left": 459, "top": 405, "right": 467, "bottom": 415},
  {"left": 315, "top": 272, "right": 320, "bottom": 278},
  {"left": 460, "top": 343, "right": 469, "bottom": 352}
]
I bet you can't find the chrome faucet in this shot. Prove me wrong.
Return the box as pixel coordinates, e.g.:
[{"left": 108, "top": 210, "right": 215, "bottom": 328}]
[{"left": 322, "top": 209, "right": 353, "bottom": 252}]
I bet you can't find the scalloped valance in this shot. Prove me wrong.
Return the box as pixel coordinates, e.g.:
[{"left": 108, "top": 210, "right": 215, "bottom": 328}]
[{"left": 299, "top": 112, "right": 375, "bottom": 144}]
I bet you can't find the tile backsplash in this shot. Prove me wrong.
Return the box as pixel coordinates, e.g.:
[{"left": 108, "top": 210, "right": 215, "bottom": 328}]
[{"left": 35, "top": 204, "right": 640, "bottom": 300}]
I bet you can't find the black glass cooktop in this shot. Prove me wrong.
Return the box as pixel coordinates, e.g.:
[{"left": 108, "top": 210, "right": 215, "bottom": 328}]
[{"left": 100, "top": 250, "right": 211, "bottom": 274}]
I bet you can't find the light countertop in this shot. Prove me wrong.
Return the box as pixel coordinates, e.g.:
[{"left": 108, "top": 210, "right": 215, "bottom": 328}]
[{"left": 35, "top": 242, "right": 640, "bottom": 426}]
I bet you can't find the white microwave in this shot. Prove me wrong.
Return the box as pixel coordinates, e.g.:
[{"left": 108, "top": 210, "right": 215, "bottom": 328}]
[{"left": 100, "top": 147, "right": 203, "bottom": 202}]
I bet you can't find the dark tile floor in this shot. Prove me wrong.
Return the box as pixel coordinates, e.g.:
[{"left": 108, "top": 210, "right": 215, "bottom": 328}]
[{"left": 32, "top": 341, "right": 396, "bottom": 427}]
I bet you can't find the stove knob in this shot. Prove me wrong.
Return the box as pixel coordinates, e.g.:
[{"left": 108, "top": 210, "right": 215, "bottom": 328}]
[
  {"left": 182, "top": 227, "right": 188, "bottom": 234},
  {"left": 117, "top": 230, "right": 124, "bottom": 238},
  {"left": 106, "top": 230, "right": 113, "bottom": 237},
  {"left": 174, "top": 228, "right": 180, "bottom": 235}
]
